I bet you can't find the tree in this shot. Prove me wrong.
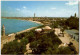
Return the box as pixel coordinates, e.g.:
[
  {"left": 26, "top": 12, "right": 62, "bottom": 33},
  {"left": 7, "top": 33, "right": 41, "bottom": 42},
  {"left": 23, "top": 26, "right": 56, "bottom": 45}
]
[
  {"left": 21, "top": 38, "right": 28, "bottom": 45},
  {"left": 61, "top": 28, "right": 64, "bottom": 37},
  {"left": 65, "top": 15, "right": 79, "bottom": 30},
  {"left": 2, "top": 38, "right": 28, "bottom": 54},
  {"left": 30, "top": 31, "right": 62, "bottom": 54},
  {"left": 58, "top": 46, "right": 74, "bottom": 54},
  {"left": 30, "top": 41, "right": 38, "bottom": 53},
  {"left": 75, "top": 13, "right": 76, "bottom": 17}
]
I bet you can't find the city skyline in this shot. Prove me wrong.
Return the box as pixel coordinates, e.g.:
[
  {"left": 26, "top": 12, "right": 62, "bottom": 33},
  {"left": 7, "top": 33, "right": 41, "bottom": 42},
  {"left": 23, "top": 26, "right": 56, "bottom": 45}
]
[{"left": 1, "top": 1, "right": 78, "bottom": 17}]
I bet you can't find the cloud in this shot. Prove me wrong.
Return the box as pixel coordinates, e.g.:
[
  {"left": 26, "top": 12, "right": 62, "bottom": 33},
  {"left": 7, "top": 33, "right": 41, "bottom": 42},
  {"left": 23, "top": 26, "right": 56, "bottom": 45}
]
[
  {"left": 14, "top": 6, "right": 32, "bottom": 17},
  {"left": 23, "top": 6, "right": 27, "bottom": 9},
  {"left": 16, "top": 8, "right": 20, "bottom": 11},
  {"left": 51, "top": 8, "right": 56, "bottom": 10},
  {"left": 65, "top": 1, "right": 78, "bottom": 5}
]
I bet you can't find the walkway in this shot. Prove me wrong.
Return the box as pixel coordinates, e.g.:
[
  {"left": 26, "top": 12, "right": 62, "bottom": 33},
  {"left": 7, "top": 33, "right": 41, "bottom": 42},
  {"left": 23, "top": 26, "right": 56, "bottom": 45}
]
[{"left": 54, "top": 28, "right": 79, "bottom": 53}]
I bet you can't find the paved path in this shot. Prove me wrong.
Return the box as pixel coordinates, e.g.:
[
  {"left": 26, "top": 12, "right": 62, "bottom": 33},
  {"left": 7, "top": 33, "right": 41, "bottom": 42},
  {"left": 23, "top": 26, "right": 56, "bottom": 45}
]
[
  {"left": 54, "top": 28, "right": 79, "bottom": 53},
  {"left": 24, "top": 43, "right": 32, "bottom": 54}
]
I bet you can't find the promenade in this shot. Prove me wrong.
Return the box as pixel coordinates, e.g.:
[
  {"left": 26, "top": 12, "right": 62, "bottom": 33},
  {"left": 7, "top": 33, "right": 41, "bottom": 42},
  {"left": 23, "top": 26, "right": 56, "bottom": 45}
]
[{"left": 54, "top": 28, "right": 79, "bottom": 53}]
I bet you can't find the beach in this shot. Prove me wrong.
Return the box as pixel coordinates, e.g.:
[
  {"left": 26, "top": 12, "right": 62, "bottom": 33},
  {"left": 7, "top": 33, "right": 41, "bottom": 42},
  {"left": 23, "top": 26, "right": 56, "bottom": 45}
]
[
  {"left": 29, "top": 20, "right": 43, "bottom": 25},
  {"left": 16, "top": 27, "right": 37, "bottom": 35}
]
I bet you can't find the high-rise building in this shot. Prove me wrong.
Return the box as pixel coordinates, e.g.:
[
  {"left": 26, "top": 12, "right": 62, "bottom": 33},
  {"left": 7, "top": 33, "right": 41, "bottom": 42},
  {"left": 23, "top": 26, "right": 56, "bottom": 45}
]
[{"left": 34, "top": 13, "right": 35, "bottom": 17}]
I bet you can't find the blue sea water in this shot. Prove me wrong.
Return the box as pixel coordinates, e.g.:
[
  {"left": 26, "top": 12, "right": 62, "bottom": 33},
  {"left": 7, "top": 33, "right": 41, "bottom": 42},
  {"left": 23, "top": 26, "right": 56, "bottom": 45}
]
[{"left": 1, "top": 18, "right": 41, "bottom": 35}]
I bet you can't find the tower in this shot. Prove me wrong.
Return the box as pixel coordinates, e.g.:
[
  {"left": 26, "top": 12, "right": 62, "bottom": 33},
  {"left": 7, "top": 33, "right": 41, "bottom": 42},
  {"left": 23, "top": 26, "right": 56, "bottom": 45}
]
[
  {"left": 34, "top": 13, "right": 35, "bottom": 17},
  {"left": 2, "top": 24, "right": 5, "bottom": 36}
]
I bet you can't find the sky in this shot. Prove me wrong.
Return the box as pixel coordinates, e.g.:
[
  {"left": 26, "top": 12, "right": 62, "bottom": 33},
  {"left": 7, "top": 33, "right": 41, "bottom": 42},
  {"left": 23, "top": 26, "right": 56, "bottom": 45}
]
[{"left": 1, "top": 1, "right": 78, "bottom": 17}]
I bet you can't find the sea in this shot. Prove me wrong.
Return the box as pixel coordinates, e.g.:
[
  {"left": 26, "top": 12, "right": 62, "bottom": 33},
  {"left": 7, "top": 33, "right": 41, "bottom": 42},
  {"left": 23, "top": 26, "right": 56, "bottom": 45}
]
[{"left": 1, "top": 18, "right": 41, "bottom": 35}]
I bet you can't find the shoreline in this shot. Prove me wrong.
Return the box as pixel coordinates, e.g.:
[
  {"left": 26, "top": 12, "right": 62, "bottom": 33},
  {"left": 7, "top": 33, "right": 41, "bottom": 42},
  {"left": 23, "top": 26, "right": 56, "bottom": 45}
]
[
  {"left": 16, "top": 27, "right": 37, "bottom": 35},
  {"left": 2, "top": 18, "right": 43, "bottom": 25},
  {"left": 28, "top": 20, "right": 43, "bottom": 25},
  {"left": 2, "top": 18, "right": 44, "bottom": 35},
  {"left": 15, "top": 20, "right": 44, "bottom": 35},
  {"left": 1, "top": 18, "right": 44, "bottom": 49}
]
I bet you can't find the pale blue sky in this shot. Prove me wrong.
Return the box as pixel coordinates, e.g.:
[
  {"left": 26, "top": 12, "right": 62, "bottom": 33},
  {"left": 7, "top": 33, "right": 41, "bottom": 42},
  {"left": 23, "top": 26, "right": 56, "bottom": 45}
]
[{"left": 1, "top": 1, "right": 78, "bottom": 17}]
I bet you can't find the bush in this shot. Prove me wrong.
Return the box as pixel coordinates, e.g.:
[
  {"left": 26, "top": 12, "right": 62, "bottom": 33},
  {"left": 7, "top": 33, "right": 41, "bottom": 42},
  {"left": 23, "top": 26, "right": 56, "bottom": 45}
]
[
  {"left": 58, "top": 46, "right": 74, "bottom": 54},
  {"left": 30, "top": 31, "right": 62, "bottom": 54},
  {"left": 2, "top": 38, "right": 28, "bottom": 54}
]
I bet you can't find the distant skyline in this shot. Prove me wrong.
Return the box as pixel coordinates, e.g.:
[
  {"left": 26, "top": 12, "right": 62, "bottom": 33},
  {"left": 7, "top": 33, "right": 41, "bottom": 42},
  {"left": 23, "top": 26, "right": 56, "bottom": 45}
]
[{"left": 1, "top": 1, "right": 78, "bottom": 17}]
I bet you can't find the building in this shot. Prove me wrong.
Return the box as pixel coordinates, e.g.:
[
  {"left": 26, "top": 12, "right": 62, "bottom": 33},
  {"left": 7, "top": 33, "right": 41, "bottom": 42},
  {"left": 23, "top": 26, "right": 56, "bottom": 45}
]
[
  {"left": 42, "top": 26, "right": 52, "bottom": 31},
  {"left": 34, "top": 13, "right": 35, "bottom": 17}
]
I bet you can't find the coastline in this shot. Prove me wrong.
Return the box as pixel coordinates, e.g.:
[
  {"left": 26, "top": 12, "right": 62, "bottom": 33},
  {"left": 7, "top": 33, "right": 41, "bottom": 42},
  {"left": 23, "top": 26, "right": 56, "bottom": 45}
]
[
  {"left": 16, "top": 27, "right": 37, "bottom": 35},
  {"left": 1, "top": 18, "right": 44, "bottom": 50},
  {"left": 2, "top": 18, "right": 43, "bottom": 35},
  {"left": 15, "top": 20, "right": 43, "bottom": 35},
  {"left": 28, "top": 20, "right": 43, "bottom": 25},
  {"left": 2, "top": 18, "right": 43, "bottom": 25}
]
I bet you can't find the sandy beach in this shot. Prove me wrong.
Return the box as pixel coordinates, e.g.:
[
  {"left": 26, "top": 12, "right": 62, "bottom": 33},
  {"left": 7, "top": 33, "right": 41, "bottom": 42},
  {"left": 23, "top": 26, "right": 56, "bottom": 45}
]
[
  {"left": 29, "top": 20, "right": 44, "bottom": 25},
  {"left": 16, "top": 27, "right": 37, "bottom": 35}
]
